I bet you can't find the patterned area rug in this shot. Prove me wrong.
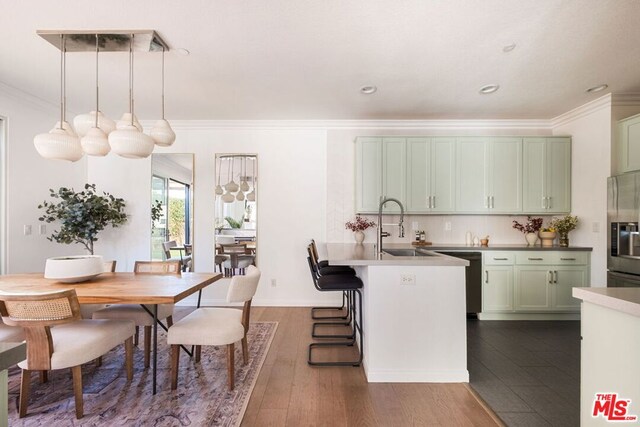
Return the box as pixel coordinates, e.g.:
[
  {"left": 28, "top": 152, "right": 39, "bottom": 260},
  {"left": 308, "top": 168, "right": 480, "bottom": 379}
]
[{"left": 7, "top": 321, "right": 278, "bottom": 426}]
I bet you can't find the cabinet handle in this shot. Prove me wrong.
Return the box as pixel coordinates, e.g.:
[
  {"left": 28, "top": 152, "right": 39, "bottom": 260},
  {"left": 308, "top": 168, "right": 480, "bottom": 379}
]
[
  {"left": 485, "top": 196, "right": 489, "bottom": 208},
  {"left": 541, "top": 197, "right": 546, "bottom": 209},
  {"left": 485, "top": 271, "right": 488, "bottom": 283},
  {"left": 560, "top": 257, "right": 576, "bottom": 261},
  {"left": 493, "top": 257, "right": 508, "bottom": 260},
  {"left": 548, "top": 196, "right": 552, "bottom": 209},
  {"left": 528, "top": 257, "right": 544, "bottom": 261},
  {"left": 548, "top": 271, "right": 553, "bottom": 284},
  {"left": 432, "top": 195, "right": 436, "bottom": 209},
  {"left": 427, "top": 196, "right": 431, "bottom": 209},
  {"left": 554, "top": 270, "right": 558, "bottom": 284}
]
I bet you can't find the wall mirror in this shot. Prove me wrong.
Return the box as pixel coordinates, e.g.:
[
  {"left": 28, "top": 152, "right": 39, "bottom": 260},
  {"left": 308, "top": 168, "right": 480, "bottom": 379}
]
[
  {"left": 214, "top": 154, "right": 257, "bottom": 276},
  {"left": 151, "top": 153, "right": 194, "bottom": 271}
]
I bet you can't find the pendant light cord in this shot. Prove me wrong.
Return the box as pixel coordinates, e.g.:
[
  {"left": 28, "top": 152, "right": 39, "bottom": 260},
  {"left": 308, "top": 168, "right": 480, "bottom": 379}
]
[
  {"left": 161, "top": 47, "right": 165, "bottom": 119},
  {"left": 95, "top": 34, "right": 99, "bottom": 128},
  {"left": 129, "top": 34, "right": 134, "bottom": 126},
  {"left": 59, "top": 34, "right": 64, "bottom": 128}
]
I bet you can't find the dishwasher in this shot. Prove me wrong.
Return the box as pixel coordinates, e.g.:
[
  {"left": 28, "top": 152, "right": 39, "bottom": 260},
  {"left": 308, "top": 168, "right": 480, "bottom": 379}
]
[{"left": 436, "top": 252, "right": 483, "bottom": 318}]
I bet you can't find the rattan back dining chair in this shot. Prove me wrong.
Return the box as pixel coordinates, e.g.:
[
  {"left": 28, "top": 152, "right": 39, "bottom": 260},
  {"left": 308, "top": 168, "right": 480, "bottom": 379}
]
[{"left": 0, "top": 289, "right": 135, "bottom": 419}]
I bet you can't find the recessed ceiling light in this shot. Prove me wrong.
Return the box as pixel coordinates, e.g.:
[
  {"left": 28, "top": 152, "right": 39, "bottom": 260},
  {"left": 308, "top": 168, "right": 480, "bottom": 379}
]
[
  {"left": 586, "top": 84, "right": 608, "bottom": 93},
  {"left": 174, "top": 48, "right": 190, "bottom": 56},
  {"left": 479, "top": 84, "right": 500, "bottom": 94},
  {"left": 503, "top": 43, "right": 516, "bottom": 53},
  {"left": 360, "top": 85, "right": 377, "bottom": 94}
]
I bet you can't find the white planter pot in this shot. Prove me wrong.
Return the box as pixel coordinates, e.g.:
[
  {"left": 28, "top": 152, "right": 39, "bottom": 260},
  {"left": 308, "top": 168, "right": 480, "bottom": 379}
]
[{"left": 44, "top": 255, "right": 104, "bottom": 283}]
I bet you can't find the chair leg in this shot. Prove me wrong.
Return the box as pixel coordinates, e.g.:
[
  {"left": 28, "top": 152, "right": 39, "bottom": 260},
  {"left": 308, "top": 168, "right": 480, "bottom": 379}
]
[
  {"left": 125, "top": 337, "right": 133, "bottom": 380},
  {"left": 95, "top": 356, "right": 102, "bottom": 367},
  {"left": 134, "top": 326, "right": 139, "bottom": 346},
  {"left": 167, "top": 315, "right": 174, "bottom": 328},
  {"left": 241, "top": 336, "right": 249, "bottom": 365},
  {"left": 227, "top": 343, "right": 235, "bottom": 391},
  {"left": 39, "top": 370, "right": 48, "bottom": 383},
  {"left": 71, "top": 365, "right": 84, "bottom": 419},
  {"left": 144, "top": 325, "right": 152, "bottom": 368},
  {"left": 19, "top": 370, "right": 31, "bottom": 418},
  {"left": 195, "top": 345, "right": 201, "bottom": 363},
  {"left": 171, "top": 345, "right": 180, "bottom": 390}
]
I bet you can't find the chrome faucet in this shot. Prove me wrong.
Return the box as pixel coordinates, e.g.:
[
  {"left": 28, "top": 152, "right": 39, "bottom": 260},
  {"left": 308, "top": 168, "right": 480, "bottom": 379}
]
[{"left": 377, "top": 197, "right": 405, "bottom": 254}]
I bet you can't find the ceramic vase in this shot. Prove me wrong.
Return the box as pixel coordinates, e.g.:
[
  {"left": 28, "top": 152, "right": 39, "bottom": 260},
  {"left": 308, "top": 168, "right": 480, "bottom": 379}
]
[
  {"left": 354, "top": 231, "right": 365, "bottom": 244},
  {"left": 539, "top": 231, "right": 557, "bottom": 247},
  {"left": 525, "top": 232, "right": 538, "bottom": 246},
  {"left": 558, "top": 232, "right": 569, "bottom": 247}
]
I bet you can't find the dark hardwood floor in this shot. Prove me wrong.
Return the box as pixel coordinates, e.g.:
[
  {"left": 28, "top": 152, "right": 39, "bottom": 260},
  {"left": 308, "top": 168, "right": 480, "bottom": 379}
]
[
  {"left": 467, "top": 320, "right": 581, "bottom": 427},
  {"left": 237, "top": 307, "right": 501, "bottom": 426}
]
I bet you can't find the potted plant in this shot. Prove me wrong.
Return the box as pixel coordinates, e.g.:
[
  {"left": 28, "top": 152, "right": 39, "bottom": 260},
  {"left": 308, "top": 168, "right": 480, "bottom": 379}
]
[
  {"left": 538, "top": 226, "right": 557, "bottom": 247},
  {"left": 512, "top": 216, "right": 543, "bottom": 246},
  {"left": 345, "top": 216, "right": 376, "bottom": 244},
  {"left": 38, "top": 184, "right": 128, "bottom": 255},
  {"left": 549, "top": 215, "right": 579, "bottom": 247}
]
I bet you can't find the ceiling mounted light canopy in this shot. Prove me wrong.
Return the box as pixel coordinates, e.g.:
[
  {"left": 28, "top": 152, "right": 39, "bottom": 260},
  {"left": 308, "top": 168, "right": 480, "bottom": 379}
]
[
  {"left": 34, "top": 29, "right": 174, "bottom": 161},
  {"left": 33, "top": 34, "right": 83, "bottom": 162}
]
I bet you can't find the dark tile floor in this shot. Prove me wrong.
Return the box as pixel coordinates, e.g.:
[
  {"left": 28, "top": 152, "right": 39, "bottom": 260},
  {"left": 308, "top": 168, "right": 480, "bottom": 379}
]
[{"left": 467, "top": 320, "right": 581, "bottom": 427}]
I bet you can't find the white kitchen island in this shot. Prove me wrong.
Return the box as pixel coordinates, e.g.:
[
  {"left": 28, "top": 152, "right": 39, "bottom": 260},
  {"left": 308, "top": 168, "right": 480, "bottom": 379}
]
[{"left": 326, "top": 243, "right": 469, "bottom": 383}]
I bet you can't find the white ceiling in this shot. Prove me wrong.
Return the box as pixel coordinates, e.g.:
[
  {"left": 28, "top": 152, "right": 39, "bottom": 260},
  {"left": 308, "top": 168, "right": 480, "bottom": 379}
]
[{"left": 1, "top": 0, "right": 640, "bottom": 120}]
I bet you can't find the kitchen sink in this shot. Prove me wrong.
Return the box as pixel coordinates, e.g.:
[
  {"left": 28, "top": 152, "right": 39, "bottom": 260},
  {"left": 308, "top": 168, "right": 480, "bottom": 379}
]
[{"left": 382, "top": 248, "right": 439, "bottom": 257}]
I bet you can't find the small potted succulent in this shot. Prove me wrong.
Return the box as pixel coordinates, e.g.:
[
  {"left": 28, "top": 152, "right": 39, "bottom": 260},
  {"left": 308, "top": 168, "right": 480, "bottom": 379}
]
[
  {"left": 345, "top": 216, "right": 376, "bottom": 244},
  {"left": 549, "top": 215, "right": 579, "bottom": 247},
  {"left": 512, "top": 216, "right": 543, "bottom": 246}
]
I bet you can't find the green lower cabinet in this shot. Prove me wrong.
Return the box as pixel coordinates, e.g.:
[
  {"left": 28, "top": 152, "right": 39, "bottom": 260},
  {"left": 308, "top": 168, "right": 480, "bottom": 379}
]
[
  {"left": 514, "top": 266, "right": 552, "bottom": 311},
  {"left": 482, "top": 266, "right": 514, "bottom": 312},
  {"left": 552, "top": 266, "right": 587, "bottom": 310}
]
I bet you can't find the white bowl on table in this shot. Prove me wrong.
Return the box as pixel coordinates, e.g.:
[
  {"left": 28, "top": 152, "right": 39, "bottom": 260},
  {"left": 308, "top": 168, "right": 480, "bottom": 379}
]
[{"left": 44, "top": 255, "right": 105, "bottom": 283}]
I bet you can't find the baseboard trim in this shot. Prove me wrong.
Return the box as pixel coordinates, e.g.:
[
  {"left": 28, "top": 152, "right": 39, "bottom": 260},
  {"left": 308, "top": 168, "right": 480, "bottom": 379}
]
[
  {"left": 364, "top": 369, "right": 469, "bottom": 383},
  {"left": 478, "top": 312, "right": 580, "bottom": 320}
]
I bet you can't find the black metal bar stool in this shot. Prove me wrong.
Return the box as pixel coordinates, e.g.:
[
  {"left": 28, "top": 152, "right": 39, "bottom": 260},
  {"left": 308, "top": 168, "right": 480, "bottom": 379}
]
[{"left": 306, "top": 256, "right": 363, "bottom": 367}]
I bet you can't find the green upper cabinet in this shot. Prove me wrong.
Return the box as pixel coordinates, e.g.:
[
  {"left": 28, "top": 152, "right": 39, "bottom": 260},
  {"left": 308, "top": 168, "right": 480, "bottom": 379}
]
[
  {"left": 618, "top": 113, "right": 640, "bottom": 173},
  {"left": 523, "top": 137, "right": 571, "bottom": 214},
  {"left": 406, "top": 137, "right": 455, "bottom": 213},
  {"left": 355, "top": 137, "right": 382, "bottom": 213},
  {"left": 381, "top": 138, "right": 406, "bottom": 213},
  {"left": 456, "top": 137, "right": 522, "bottom": 213}
]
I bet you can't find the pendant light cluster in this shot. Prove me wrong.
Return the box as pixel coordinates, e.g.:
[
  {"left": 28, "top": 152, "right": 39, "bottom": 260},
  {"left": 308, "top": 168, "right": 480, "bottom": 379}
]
[
  {"left": 216, "top": 156, "right": 257, "bottom": 203},
  {"left": 34, "top": 31, "right": 175, "bottom": 162}
]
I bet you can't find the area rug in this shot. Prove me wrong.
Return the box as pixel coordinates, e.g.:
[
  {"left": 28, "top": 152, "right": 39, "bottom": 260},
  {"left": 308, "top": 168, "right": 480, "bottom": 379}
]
[{"left": 6, "top": 321, "right": 278, "bottom": 426}]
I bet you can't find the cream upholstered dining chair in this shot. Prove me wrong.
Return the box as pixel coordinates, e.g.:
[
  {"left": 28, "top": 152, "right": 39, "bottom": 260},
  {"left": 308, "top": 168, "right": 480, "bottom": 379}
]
[
  {"left": 79, "top": 260, "right": 117, "bottom": 320},
  {"left": 0, "top": 317, "right": 24, "bottom": 342},
  {"left": 162, "top": 240, "right": 192, "bottom": 272},
  {"left": 168, "top": 265, "right": 261, "bottom": 391},
  {"left": 0, "top": 289, "right": 134, "bottom": 419},
  {"left": 92, "top": 260, "right": 180, "bottom": 368}
]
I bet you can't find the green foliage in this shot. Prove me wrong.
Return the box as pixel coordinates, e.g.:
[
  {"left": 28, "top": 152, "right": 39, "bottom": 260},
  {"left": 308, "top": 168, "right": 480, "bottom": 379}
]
[
  {"left": 225, "top": 216, "right": 243, "bottom": 229},
  {"left": 38, "top": 184, "right": 128, "bottom": 254},
  {"left": 151, "top": 199, "right": 163, "bottom": 229},
  {"left": 549, "top": 215, "right": 578, "bottom": 234},
  {"left": 168, "top": 198, "right": 186, "bottom": 243}
]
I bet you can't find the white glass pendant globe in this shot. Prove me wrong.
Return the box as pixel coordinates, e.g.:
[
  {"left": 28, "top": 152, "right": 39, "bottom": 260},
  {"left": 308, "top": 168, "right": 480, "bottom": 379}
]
[
  {"left": 74, "top": 111, "right": 116, "bottom": 137},
  {"left": 215, "top": 185, "right": 223, "bottom": 196},
  {"left": 116, "top": 113, "right": 143, "bottom": 132},
  {"left": 108, "top": 125, "right": 154, "bottom": 159},
  {"left": 240, "top": 180, "right": 250, "bottom": 192},
  {"left": 236, "top": 191, "right": 245, "bottom": 201},
  {"left": 150, "top": 119, "right": 176, "bottom": 147},
  {"left": 225, "top": 180, "right": 239, "bottom": 193},
  {"left": 34, "top": 127, "right": 83, "bottom": 162},
  {"left": 246, "top": 190, "right": 256, "bottom": 202},
  {"left": 222, "top": 191, "right": 235, "bottom": 203},
  {"left": 81, "top": 127, "right": 111, "bottom": 156}
]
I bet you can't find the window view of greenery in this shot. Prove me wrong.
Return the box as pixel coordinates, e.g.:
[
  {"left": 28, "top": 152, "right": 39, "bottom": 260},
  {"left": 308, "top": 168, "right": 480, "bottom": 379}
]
[{"left": 152, "top": 177, "right": 190, "bottom": 260}]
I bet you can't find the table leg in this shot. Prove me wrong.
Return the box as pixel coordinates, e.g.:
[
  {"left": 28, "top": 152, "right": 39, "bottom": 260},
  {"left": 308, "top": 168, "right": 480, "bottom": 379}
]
[
  {"left": 152, "top": 304, "right": 158, "bottom": 395},
  {"left": 191, "top": 289, "right": 204, "bottom": 356}
]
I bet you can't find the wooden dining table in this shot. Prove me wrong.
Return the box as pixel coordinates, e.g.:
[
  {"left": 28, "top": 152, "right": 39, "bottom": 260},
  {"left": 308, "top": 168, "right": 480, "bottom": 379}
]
[{"left": 0, "top": 272, "right": 222, "bottom": 394}]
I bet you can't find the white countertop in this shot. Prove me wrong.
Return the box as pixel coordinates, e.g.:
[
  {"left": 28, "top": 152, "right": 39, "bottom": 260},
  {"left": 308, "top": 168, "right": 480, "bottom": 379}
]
[
  {"left": 573, "top": 287, "right": 640, "bottom": 318},
  {"left": 325, "top": 243, "right": 469, "bottom": 266}
]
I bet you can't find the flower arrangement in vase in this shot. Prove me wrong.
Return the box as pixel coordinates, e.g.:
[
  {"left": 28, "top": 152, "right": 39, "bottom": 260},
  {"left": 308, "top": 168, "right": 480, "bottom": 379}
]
[
  {"left": 345, "top": 216, "right": 376, "bottom": 244},
  {"left": 549, "top": 215, "right": 578, "bottom": 247},
  {"left": 512, "top": 216, "right": 543, "bottom": 246}
]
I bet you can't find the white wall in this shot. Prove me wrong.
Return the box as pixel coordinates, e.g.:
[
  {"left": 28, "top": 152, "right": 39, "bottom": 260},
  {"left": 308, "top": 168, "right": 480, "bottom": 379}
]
[
  {"left": 89, "top": 127, "right": 332, "bottom": 306},
  {"left": 0, "top": 84, "right": 87, "bottom": 273}
]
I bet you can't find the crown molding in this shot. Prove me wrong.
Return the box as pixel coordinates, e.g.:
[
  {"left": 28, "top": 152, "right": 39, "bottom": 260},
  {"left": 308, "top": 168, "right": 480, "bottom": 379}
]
[
  {"left": 550, "top": 94, "right": 613, "bottom": 128},
  {"left": 611, "top": 92, "right": 640, "bottom": 106},
  {"left": 140, "top": 118, "right": 553, "bottom": 131},
  {"left": 0, "top": 80, "right": 60, "bottom": 114}
]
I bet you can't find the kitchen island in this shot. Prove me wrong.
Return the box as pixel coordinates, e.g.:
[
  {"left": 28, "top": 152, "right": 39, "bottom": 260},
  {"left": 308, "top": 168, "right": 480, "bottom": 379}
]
[
  {"left": 326, "top": 243, "right": 469, "bottom": 383},
  {"left": 573, "top": 287, "right": 640, "bottom": 425}
]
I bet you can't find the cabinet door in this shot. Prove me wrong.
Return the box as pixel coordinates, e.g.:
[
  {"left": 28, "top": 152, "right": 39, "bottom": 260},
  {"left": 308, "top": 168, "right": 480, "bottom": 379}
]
[
  {"left": 514, "top": 266, "right": 551, "bottom": 311},
  {"left": 431, "top": 137, "right": 456, "bottom": 212},
  {"left": 456, "top": 138, "right": 489, "bottom": 212},
  {"left": 546, "top": 138, "right": 571, "bottom": 213},
  {"left": 621, "top": 114, "right": 640, "bottom": 172},
  {"left": 489, "top": 138, "right": 522, "bottom": 212},
  {"left": 355, "top": 138, "right": 382, "bottom": 213},
  {"left": 552, "top": 266, "right": 586, "bottom": 310},
  {"left": 382, "top": 138, "right": 406, "bottom": 213},
  {"left": 406, "top": 138, "right": 430, "bottom": 213},
  {"left": 522, "top": 138, "right": 547, "bottom": 213},
  {"left": 482, "top": 266, "right": 514, "bottom": 312}
]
